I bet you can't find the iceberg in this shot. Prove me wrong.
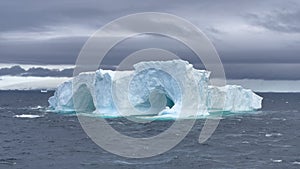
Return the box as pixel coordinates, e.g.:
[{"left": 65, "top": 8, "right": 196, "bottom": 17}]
[{"left": 48, "top": 60, "right": 262, "bottom": 118}]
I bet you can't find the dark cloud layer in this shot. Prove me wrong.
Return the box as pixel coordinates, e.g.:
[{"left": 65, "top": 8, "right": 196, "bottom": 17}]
[
  {"left": 2, "top": 63, "right": 299, "bottom": 80},
  {"left": 0, "top": 0, "right": 300, "bottom": 80},
  {"left": 247, "top": 10, "right": 300, "bottom": 33},
  {"left": 0, "top": 66, "right": 73, "bottom": 77}
]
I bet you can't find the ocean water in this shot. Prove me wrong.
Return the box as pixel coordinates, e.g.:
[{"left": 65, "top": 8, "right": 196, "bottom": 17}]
[{"left": 0, "top": 91, "right": 299, "bottom": 169}]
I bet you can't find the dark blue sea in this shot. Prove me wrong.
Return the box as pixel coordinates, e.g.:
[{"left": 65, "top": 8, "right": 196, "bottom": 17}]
[{"left": 0, "top": 91, "right": 299, "bottom": 169}]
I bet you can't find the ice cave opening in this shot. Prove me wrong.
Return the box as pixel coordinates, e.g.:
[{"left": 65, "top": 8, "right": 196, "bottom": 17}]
[{"left": 73, "top": 84, "right": 96, "bottom": 112}]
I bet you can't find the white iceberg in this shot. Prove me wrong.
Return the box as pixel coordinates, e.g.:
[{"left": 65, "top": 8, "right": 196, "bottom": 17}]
[{"left": 48, "top": 60, "right": 262, "bottom": 117}]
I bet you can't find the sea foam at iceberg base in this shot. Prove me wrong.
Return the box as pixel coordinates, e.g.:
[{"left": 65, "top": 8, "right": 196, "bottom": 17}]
[{"left": 48, "top": 60, "right": 263, "bottom": 118}]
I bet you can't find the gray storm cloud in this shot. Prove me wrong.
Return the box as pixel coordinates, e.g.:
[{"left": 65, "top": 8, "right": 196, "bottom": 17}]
[{"left": 0, "top": 0, "right": 299, "bottom": 80}]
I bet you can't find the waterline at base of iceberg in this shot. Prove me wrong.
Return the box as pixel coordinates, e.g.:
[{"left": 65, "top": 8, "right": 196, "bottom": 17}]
[{"left": 46, "top": 108, "right": 262, "bottom": 121}]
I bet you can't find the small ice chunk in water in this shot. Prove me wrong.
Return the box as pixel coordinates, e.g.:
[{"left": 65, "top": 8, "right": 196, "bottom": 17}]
[{"left": 13, "top": 114, "right": 43, "bottom": 118}]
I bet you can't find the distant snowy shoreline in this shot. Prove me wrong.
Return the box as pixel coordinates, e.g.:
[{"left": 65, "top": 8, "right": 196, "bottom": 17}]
[
  {"left": 0, "top": 76, "right": 71, "bottom": 90},
  {"left": 0, "top": 75, "right": 300, "bottom": 93}
]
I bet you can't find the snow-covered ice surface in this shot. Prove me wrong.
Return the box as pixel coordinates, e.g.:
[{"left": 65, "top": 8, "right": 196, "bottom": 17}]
[{"left": 48, "top": 60, "right": 262, "bottom": 118}]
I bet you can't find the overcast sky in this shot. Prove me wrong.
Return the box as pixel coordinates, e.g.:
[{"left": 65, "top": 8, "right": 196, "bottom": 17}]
[{"left": 0, "top": 0, "right": 299, "bottom": 79}]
